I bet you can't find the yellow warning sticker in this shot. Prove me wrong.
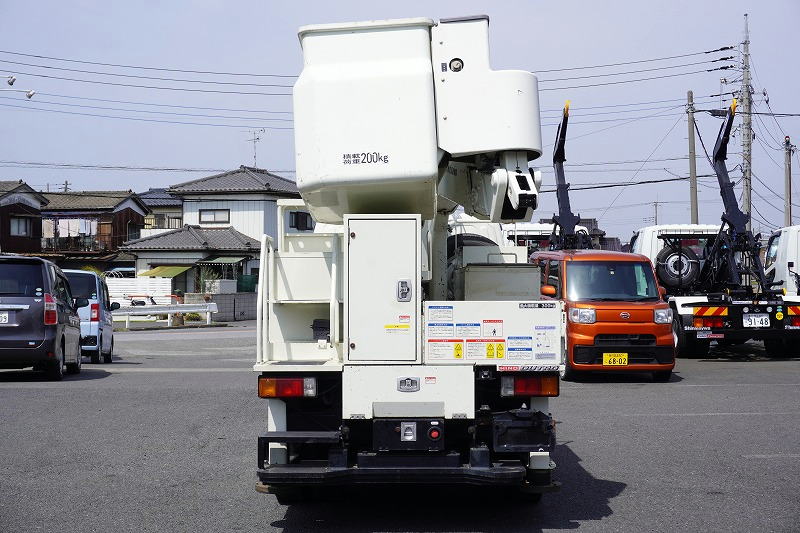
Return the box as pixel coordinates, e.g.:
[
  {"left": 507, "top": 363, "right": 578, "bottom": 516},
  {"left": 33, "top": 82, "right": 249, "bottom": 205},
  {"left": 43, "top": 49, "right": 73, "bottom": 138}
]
[
  {"left": 384, "top": 324, "right": 410, "bottom": 333},
  {"left": 776, "top": 311, "right": 784, "bottom": 321},
  {"left": 496, "top": 343, "right": 505, "bottom": 359},
  {"left": 454, "top": 343, "right": 463, "bottom": 359},
  {"left": 486, "top": 343, "right": 495, "bottom": 358}
]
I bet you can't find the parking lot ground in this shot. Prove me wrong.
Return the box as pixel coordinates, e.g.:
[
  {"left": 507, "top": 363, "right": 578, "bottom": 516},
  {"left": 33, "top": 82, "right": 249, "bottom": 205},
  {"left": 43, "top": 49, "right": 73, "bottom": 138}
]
[{"left": 1, "top": 326, "right": 798, "bottom": 532}]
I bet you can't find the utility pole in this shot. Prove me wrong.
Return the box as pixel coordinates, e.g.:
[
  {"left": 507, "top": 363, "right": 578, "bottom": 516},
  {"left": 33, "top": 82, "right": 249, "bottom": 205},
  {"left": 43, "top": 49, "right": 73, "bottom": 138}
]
[
  {"left": 741, "top": 13, "right": 753, "bottom": 232},
  {"left": 653, "top": 200, "right": 659, "bottom": 225},
  {"left": 687, "top": 90, "right": 698, "bottom": 224},
  {"left": 62, "top": 180, "right": 70, "bottom": 192},
  {"left": 787, "top": 136, "right": 796, "bottom": 226}
]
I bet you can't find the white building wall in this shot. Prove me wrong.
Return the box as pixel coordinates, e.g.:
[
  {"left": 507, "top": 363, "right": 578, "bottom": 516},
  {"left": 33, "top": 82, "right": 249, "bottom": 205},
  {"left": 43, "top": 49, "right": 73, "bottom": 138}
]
[{"left": 181, "top": 194, "right": 278, "bottom": 241}]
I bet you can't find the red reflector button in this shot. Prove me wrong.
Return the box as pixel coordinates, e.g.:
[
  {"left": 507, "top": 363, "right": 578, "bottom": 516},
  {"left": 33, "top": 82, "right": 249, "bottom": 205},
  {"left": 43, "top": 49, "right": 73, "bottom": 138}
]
[{"left": 428, "top": 427, "right": 441, "bottom": 440}]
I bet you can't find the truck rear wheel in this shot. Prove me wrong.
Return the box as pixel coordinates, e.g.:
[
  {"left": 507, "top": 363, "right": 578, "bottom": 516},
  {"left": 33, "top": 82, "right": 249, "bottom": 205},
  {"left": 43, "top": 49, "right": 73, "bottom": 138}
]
[
  {"left": 271, "top": 486, "right": 309, "bottom": 505},
  {"left": 764, "top": 338, "right": 786, "bottom": 358}
]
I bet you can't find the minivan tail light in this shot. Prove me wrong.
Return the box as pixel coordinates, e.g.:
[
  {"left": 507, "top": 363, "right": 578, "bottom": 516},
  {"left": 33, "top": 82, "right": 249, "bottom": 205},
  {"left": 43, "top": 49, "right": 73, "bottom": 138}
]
[
  {"left": 500, "top": 375, "right": 560, "bottom": 397},
  {"left": 90, "top": 303, "right": 100, "bottom": 321},
  {"left": 44, "top": 293, "right": 57, "bottom": 325},
  {"left": 258, "top": 377, "right": 317, "bottom": 398}
]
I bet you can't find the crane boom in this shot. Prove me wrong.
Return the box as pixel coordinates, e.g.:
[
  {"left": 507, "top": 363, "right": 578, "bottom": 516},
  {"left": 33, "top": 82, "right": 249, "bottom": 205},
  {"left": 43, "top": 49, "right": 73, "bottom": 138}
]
[{"left": 549, "top": 102, "right": 593, "bottom": 250}]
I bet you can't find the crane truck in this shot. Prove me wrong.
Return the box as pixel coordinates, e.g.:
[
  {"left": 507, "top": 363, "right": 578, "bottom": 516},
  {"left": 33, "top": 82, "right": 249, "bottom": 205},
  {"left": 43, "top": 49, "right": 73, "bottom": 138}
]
[
  {"left": 531, "top": 104, "right": 675, "bottom": 381},
  {"left": 633, "top": 100, "right": 800, "bottom": 358},
  {"left": 254, "top": 16, "right": 565, "bottom": 503}
]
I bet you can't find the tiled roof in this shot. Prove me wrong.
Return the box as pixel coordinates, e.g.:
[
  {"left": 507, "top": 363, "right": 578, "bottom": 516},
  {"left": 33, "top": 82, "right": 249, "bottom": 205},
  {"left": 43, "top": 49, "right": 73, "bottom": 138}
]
[
  {"left": 168, "top": 165, "right": 299, "bottom": 196},
  {"left": 121, "top": 225, "right": 257, "bottom": 251},
  {"left": 138, "top": 188, "right": 183, "bottom": 207},
  {"left": 42, "top": 190, "right": 148, "bottom": 212},
  {"left": 0, "top": 180, "right": 50, "bottom": 205}
]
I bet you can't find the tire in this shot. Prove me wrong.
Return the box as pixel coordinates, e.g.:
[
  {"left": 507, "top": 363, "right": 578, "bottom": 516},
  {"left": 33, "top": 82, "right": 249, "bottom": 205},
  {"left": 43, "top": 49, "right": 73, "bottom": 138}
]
[
  {"left": 66, "top": 341, "right": 81, "bottom": 375},
  {"left": 652, "top": 370, "right": 672, "bottom": 382},
  {"left": 560, "top": 359, "right": 581, "bottom": 381},
  {"left": 47, "top": 340, "right": 65, "bottom": 381},
  {"left": 673, "top": 318, "right": 710, "bottom": 358},
  {"left": 90, "top": 344, "right": 100, "bottom": 364},
  {"left": 764, "top": 338, "right": 786, "bottom": 358},
  {"left": 272, "top": 486, "right": 308, "bottom": 505},
  {"left": 102, "top": 339, "right": 113, "bottom": 364},
  {"left": 655, "top": 246, "right": 700, "bottom": 289}
]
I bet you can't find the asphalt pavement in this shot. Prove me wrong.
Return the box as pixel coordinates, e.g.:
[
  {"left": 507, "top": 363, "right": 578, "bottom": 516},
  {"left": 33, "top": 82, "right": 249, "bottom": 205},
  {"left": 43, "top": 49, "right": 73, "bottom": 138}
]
[{"left": 1, "top": 323, "right": 798, "bottom": 532}]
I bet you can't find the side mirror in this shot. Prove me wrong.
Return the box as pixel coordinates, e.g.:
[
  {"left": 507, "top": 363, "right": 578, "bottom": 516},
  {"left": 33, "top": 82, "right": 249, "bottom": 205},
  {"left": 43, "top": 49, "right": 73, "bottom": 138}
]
[
  {"left": 74, "top": 298, "right": 89, "bottom": 309},
  {"left": 541, "top": 284, "right": 557, "bottom": 297},
  {"left": 789, "top": 261, "right": 795, "bottom": 268},
  {"left": 659, "top": 286, "right": 667, "bottom": 299},
  {"left": 110, "top": 302, "right": 121, "bottom": 311}
]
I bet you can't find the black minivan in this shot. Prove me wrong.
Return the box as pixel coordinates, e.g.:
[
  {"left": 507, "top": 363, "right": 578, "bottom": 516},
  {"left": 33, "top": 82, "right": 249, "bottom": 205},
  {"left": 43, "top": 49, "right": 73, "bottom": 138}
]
[{"left": 0, "top": 255, "right": 88, "bottom": 380}]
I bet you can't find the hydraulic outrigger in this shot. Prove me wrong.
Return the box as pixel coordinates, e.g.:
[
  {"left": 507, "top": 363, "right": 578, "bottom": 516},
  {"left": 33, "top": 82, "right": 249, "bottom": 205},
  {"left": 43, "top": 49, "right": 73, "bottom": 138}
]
[{"left": 549, "top": 102, "right": 593, "bottom": 251}]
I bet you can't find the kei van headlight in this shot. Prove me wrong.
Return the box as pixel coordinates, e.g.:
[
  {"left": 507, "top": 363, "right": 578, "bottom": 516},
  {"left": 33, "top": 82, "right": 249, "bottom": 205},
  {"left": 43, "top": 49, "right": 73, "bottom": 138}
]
[
  {"left": 654, "top": 308, "right": 673, "bottom": 324},
  {"left": 569, "top": 308, "right": 596, "bottom": 324}
]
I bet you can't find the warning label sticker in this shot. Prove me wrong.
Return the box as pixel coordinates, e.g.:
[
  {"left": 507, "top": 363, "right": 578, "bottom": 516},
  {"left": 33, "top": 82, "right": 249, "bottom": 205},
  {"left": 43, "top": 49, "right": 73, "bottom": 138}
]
[
  {"left": 482, "top": 320, "right": 504, "bottom": 337},
  {"left": 427, "top": 323, "right": 454, "bottom": 337},
  {"left": 455, "top": 323, "right": 481, "bottom": 337},
  {"left": 384, "top": 324, "right": 410, "bottom": 334},
  {"left": 427, "top": 339, "right": 464, "bottom": 360},
  {"left": 507, "top": 336, "right": 533, "bottom": 351},
  {"left": 466, "top": 339, "right": 506, "bottom": 359},
  {"left": 428, "top": 305, "right": 453, "bottom": 322}
]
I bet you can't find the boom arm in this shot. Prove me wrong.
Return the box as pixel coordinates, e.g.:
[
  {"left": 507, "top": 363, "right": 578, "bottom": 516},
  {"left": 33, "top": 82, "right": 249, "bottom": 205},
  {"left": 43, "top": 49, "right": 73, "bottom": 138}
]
[
  {"left": 549, "top": 102, "right": 592, "bottom": 250},
  {"left": 698, "top": 100, "right": 775, "bottom": 295}
]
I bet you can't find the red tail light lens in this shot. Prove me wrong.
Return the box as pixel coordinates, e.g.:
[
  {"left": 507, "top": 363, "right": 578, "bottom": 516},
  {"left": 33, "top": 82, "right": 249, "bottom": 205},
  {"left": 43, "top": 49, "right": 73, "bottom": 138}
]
[
  {"left": 500, "top": 375, "right": 560, "bottom": 397},
  {"left": 258, "top": 377, "right": 317, "bottom": 398},
  {"left": 697, "top": 317, "right": 724, "bottom": 328},
  {"left": 791, "top": 316, "right": 800, "bottom": 327},
  {"left": 44, "top": 293, "right": 57, "bottom": 325},
  {"left": 90, "top": 303, "right": 100, "bottom": 321}
]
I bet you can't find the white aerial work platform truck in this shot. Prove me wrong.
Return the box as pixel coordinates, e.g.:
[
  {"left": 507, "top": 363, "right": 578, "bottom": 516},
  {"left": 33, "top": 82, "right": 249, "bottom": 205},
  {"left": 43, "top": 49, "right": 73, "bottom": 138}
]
[{"left": 254, "top": 16, "right": 565, "bottom": 503}]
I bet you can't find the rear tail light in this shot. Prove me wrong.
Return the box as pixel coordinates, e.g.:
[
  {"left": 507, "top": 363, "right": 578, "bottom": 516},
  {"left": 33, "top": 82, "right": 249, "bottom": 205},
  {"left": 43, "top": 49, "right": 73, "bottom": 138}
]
[
  {"left": 693, "top": 317, "right": 724, "bottom": 328},
  {"left": 791, "top": 316, "right": 800, "bottom": 327},
  {"left": 500, "top": 375, "right": 559, "bottom": 397},
  {"left": 258, "top": 377, "right": 317, "bottom": 398},
  {"left": 90, "top": 303, "right": 100, "bottom": 322},
  {"left": 44, "top": 293, "right": 57, "bottom": 325}
]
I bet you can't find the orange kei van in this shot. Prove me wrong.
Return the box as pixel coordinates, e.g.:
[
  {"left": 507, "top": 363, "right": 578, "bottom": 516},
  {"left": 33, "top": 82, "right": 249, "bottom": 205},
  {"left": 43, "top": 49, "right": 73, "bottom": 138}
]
[{"left": 531, "top": 250, "right": 675, "bottom": 381}]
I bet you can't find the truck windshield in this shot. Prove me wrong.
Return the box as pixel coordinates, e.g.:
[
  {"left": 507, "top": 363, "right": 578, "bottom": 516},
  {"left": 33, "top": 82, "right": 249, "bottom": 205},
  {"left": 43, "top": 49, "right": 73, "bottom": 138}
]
[
  {"left": 566, "top": 261, "right": 659, "bottom": 302},
  {"left": 765, "top": 233, "right": 780, "bottom": 270},
  {"left": 0, "top": 261, "right": 44, "bottom": 296}
]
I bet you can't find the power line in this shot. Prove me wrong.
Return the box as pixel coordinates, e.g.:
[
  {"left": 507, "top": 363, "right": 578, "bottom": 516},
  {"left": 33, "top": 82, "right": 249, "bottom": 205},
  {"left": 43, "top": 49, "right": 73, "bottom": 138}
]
[
  {"left": 0, "top": 101, "right": 293, "bottom": 129},
  {"left": 544, "top": 105, "right": 684, "bottom": 147},
  {"left": 0, "top": 58, "right": 294, "bottom": 87},
  {"left": 534, "top": 46, "right": 734, "bottom": 73},
  {"left": 0, "top": 49, "right": 297, "bottom": 78},
  {"left": 540, "top": 95, "right": 718, "bottom": 113},
  {"left": 539, "top": 57, "right": 732, "bottom": 82},
  {"left": 0, "top": 160, "right": 296, "bottom": 173},
  {"left": 539, "top": 174, "right": 715, "bottom": 193},
  {"left": 37, "top": 92, "right": 292, "bottom": 114},
  {"left": 0, "top": 69, "right": 292, "bottom": 95},
  {"left": 0, "top": 95, "right": 293, "bottom": 122},
  {"left": 539, "top": 66, "right": 733, "bottom": 91}
]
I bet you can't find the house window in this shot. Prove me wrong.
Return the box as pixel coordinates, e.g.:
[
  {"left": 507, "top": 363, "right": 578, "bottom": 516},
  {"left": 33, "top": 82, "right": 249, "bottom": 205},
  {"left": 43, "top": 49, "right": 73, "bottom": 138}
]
[
  {"left": 289, "top": 211, "right": 314, "bottom": 231},
  {"left": 199, "top": 209, "right": 230, "bottom": 223},
  {"left": 10, "top": 217, "right": 32, "bottom": 237}
]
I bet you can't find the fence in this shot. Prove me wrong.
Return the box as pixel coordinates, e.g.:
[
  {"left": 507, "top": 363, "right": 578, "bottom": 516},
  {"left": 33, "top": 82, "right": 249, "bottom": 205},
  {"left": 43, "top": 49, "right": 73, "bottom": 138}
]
[{"left": 112, "top": 303, "right": 218, "bottom": 328}]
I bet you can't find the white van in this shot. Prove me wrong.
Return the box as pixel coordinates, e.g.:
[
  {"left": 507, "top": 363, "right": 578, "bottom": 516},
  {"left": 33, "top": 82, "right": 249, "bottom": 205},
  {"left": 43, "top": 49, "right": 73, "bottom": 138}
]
[
  {"left": 63, "top": 270, "right": 119, "bottom": 363},
  {"left": 764, "top": 226, "right": 800, "bottom": 295}
]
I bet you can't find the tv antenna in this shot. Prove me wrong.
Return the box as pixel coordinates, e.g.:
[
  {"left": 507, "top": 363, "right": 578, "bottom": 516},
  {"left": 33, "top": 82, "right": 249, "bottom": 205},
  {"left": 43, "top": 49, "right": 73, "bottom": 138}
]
[{"left": 245, "top": 128, "right": 266, "bottom": 167}]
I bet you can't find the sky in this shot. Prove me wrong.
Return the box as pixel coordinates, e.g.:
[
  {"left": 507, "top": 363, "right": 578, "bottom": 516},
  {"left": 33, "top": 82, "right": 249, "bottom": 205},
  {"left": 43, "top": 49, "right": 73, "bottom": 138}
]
[{"left": 1, "top": 0, "right": 798, "bottom": 242}]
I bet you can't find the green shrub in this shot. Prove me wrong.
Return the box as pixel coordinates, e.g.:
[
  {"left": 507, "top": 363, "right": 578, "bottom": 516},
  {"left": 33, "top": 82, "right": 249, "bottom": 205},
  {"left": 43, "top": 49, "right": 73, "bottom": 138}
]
[{"left": 184, "top": 312, "right": 202, "bottom": 322}]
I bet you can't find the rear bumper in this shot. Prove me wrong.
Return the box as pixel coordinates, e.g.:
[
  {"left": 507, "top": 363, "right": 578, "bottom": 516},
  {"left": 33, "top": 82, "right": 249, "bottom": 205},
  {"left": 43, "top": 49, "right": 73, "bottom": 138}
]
[
  {"left": 80, "top": 322, "right": 100, "bottom": 350},
  {"left": 0, "top": 344, "right": 56, "bottom": 369},
  {"left": 571, "top": 344, "right": 674, "bottom": 371},
  {"left": 256, "top": 463, "right": 559, "bottom": 490}
]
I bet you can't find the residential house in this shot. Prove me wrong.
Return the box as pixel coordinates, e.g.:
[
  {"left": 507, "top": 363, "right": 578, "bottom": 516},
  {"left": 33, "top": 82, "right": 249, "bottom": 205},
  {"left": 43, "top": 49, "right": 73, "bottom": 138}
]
[
  {"left": 41, "top": 190, "right": 149, "bottom": 253},
  {"left": 168, "top": 165, "right": 300, "bottom": 240},
  {"left": 139, "top": 187, "right": 183, "bottom": 237},
  {"left": 0, "top": 180, "right": 48, "bottom": 253},
  {"left": 120, "top": 225, "right": 259, "bottom": 293}
]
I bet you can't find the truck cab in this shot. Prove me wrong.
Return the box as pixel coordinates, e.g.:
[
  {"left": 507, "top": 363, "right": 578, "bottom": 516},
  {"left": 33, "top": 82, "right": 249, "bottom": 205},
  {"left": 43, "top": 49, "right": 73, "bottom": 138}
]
[
  {"left": 531, "top": 250, "right": 675, "bottom": 381},
  {"left": 764, "top": 226, "right": 800, "bottom": 295}
]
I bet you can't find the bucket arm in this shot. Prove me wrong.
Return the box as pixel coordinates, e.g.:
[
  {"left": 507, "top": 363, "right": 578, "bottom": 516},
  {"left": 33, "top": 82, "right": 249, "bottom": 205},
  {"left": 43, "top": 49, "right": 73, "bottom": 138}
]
[{"left": 549, "top": 102, "right": 592, "bottom": 250}]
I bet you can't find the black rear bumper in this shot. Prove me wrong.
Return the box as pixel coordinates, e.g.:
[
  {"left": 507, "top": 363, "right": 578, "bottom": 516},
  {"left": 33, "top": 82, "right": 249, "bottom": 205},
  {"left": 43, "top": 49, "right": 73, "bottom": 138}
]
[{"left": 256, "top": 463, "right": 559, "bottom": 490}]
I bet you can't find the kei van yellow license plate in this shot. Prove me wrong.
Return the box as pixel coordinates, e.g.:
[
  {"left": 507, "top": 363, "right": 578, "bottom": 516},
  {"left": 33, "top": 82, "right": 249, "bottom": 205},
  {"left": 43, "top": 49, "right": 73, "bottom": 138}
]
[{"left": 602, "top": 353, "right": 628, "bottom": 366}]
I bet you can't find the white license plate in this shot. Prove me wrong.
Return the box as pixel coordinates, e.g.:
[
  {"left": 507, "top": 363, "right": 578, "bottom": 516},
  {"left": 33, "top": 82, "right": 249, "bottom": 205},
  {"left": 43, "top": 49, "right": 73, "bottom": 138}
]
[
  {"left": 743, "top": 313, "right": 770, "bottom": 328},
  {"left": 0, "top": 312, "right": 8, "bottom": 324}
]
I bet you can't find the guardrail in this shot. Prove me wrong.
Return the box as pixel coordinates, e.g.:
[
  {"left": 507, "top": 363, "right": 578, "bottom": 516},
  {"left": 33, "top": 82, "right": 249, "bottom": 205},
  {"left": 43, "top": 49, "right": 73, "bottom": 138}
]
[{"left": 112, "top": 303, "right": 219, "bottom": 328}]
